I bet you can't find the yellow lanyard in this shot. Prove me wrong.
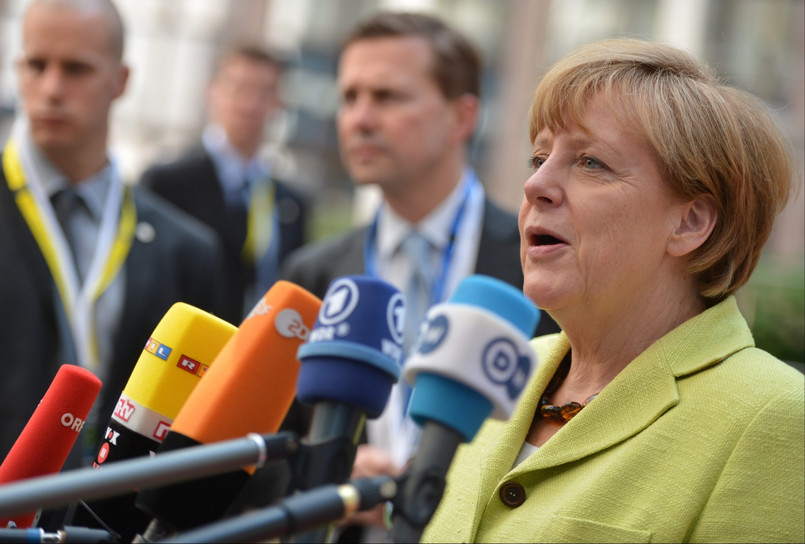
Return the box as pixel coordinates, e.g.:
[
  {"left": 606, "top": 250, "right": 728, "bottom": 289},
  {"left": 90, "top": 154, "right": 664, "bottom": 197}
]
[
  {"left": 3, "top": 138, "right": 137, "bottom": 371},
  {"left": 241, "top": 177, "right": 275, "bottom": 264}
]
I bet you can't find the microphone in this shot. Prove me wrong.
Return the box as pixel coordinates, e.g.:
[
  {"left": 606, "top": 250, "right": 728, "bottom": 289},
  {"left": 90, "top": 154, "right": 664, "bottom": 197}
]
[
  {"left": 0, "top": 364, "right": 101, "bottom": 529},
  {"left": 0, "top": 432, "right": 299, "bottom": 520},
  {"left": 290, "top": 275, "right": 404, "bottom": 543},
  {"left": 72, "top": 303, "right": 237, "bottom": 542},
  {"left": 390, "top": 274, "right": 539, "bottom": 543},
  {"left": 134, "top": 281, "right": 321, "bottom": 540},
  {"left": 161, "top": 476, "right": 398, "bottom": 544},
  {"left": 0, "top": 526, "right": 117, "bottom": 543}
]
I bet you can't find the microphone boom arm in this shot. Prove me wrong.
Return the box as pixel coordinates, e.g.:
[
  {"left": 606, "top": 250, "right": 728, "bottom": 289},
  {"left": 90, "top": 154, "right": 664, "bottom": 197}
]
[{"left": 0, "top": 432, "right": 299, "bottom": 519}]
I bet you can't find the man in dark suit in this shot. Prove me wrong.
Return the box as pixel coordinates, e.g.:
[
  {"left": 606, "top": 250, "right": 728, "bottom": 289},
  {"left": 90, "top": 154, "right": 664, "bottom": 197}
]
[
  {"left": 141, "top": 44, "right": 308, "bottom": 324},
  {"left": 0, "top": 0, "right": 227, "bottom": 473},
  {"left": 278, "top": 11, "right": 559, "bottom": 540}
]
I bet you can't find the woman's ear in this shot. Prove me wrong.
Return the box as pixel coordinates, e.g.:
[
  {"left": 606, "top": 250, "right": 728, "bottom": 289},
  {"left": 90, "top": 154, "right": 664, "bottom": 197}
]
[{"left": 667, "top": 195, "right": 717, "bottom": 257}]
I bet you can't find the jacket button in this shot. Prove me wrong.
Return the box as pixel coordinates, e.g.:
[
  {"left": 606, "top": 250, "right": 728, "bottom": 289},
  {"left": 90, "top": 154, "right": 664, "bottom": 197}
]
[{"left": 499, "top": 481, "right": 526, "bottom": 507}]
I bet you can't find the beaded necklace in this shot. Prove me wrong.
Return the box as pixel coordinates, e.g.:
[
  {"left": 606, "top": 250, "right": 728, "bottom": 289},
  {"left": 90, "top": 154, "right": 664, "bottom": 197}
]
[{"left": 538, "top": 354, "right": 599, "bottom": 423}]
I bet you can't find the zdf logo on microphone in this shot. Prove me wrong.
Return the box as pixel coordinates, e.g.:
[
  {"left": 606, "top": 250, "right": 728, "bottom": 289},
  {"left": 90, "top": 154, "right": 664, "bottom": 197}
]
[
  {"left": 61, "top": 413, "right": 85, "bottom": 433},
  {"left": 275, "top": 308, "right": 310, "bottom": 340}
]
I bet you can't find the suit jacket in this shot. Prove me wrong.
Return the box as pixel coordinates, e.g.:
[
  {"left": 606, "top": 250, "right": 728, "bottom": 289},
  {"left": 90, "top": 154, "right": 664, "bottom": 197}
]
[
  {"left": 140, "top": 148, "right": 308, "bottom": 324},
  {"left": 423, "top": 297, "right": 805, "bottom": 543},
  {"left": 0, "top": 162, "right": 229, "bottom": 462}
]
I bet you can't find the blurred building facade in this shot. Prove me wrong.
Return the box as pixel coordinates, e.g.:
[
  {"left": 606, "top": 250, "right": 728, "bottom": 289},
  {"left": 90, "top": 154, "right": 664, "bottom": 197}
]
[{"left": 1, "top": 0, "right": 802, "bottom": 361}]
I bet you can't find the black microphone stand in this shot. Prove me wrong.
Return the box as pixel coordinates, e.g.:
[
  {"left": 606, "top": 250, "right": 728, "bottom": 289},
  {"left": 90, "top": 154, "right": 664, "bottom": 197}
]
[
  {"left": 289, "top": 401, "right": 367, "bottom": 543},
  {"left": 160, "top": 476, "right": 397, "bottom": 544},
  {"left": 390, "top": 421, "right": 463, "bottom": 543},
  {"left": 0, "top": 432, "right": 299, "bottom": 520}
]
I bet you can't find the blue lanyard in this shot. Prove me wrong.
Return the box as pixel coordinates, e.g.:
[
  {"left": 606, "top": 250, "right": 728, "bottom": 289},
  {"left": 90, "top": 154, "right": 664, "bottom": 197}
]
[{"left": 363, "top": 171, "right": 478, "bottom": 306}]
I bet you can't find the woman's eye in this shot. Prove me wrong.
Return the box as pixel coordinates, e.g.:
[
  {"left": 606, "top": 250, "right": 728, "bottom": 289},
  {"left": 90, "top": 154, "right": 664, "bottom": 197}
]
[
  {"left": 528, "top": 156, "right": 545, "bottom": 170},
  {"left": 582, "top": 156, "right": 603, "bottom": 169}
]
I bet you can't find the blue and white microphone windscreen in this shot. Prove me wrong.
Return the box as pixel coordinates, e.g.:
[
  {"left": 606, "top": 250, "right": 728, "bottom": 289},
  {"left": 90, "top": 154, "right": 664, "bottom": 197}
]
[
  {"left": 403, "top": 275, "right": 539, "bottom": 441},
  {"left": 297, "top": 275, "right": 405, "bottom": 418}
]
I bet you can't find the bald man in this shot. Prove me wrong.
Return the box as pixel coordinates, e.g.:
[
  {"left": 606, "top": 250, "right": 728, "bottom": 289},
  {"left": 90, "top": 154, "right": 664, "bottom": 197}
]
[{"left": 0, "top": 0, "right": 227, "bottom": 478}]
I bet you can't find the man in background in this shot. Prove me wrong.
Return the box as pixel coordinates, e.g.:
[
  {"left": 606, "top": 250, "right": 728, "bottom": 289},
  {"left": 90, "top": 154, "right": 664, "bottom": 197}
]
[
  {"left": 0, "top": 0, "right": 227, "bottom": 473},
  {"left": 141, "top": 44, "right": 309, "bottom": 324},
  {"left": 280, "top": 11, "right": 559, "bottom": 541}
]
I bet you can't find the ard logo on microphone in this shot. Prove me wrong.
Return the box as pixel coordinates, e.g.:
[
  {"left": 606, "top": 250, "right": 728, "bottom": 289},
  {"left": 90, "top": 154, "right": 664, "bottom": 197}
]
[{"left": 309, "top": 278, "right": 359, "bottom": 342}]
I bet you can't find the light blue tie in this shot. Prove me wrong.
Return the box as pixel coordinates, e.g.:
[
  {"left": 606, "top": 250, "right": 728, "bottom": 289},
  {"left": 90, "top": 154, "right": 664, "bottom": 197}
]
[
  {"left": 398, "top": 231, "right": 433, "bottom": 437},
  {"left": 401, "top": 231, "right": 434, "bottom": 359}
]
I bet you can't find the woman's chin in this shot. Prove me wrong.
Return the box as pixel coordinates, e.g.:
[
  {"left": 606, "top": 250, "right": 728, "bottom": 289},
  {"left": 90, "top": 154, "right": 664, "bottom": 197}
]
[{"left": 522, "top": 284, "right": 564, "bottom": 314}]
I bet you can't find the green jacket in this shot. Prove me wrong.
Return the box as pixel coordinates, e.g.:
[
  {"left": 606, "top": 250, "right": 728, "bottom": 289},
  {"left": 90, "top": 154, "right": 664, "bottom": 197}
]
[{"left": 423, "top": 297, "right": 805, "bottom": 543}]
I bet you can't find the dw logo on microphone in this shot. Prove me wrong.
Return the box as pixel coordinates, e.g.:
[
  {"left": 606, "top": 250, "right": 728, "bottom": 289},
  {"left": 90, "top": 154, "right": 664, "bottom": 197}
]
[
  {"left": 481, "top": 338, "right": 531, "bottom": 400},
  {"left": 416, "top": 314, "right": 449, "bottom": 355}
]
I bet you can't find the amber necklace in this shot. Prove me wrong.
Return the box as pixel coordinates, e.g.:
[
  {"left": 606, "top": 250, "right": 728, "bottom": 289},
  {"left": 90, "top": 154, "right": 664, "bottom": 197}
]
[{"left": 538, "top": 354, "right": 599, "bottom": 423}]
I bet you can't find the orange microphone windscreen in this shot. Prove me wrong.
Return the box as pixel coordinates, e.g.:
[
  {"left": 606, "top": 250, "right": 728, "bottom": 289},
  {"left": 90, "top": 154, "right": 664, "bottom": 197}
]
[{"left": 170, "top": 281, "right": 321, "bottom": 447}]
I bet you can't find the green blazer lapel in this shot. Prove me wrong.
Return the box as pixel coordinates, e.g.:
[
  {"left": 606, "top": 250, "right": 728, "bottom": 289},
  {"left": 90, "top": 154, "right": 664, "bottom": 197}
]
[
  {"left": 514, "top": 297, "right": 754, "bottom": 473},
  {"left": 462, "top": 333, "right": 568, "bottom": 536},
  {"left": 434, "top": 334, "right": 566, "bottom": 542},
  {"left": 524, "top": 344, "right": 679, "bottom": 471},
  {"left": 430, "top": 298, "right": 761, "bottom": 543}
]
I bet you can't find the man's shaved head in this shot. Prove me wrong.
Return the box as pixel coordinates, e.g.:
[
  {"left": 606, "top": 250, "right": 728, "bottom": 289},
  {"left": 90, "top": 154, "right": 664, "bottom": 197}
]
[{"left": 24, "top": 0, "right": 125, "bottom": 61}]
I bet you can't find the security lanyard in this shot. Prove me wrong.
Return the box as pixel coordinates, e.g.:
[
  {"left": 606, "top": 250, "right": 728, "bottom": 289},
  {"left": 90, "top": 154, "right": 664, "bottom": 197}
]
[
  {"left": 241, "top": 176, "right": 276, "bottom": 264},
  {"left": 363, "top": 171, "right": 479, "bottom": 307},
  {"left": 2, "top": 138, "right": 136, "bottom": 372}
]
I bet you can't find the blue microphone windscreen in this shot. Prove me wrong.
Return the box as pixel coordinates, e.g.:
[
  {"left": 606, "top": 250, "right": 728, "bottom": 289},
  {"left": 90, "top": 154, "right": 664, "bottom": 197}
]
[
  {"left": 408, "top": 373, "right": 492, "bottom": 442},
  {"left": 449, "top": 275, "right": 539, "bottom": 337},
  {"left": 297, "top": 276, "right": 405, "bottom": 418}
]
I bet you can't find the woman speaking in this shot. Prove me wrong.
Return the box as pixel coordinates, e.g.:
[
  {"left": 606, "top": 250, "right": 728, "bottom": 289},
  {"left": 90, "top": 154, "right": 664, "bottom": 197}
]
[{"left": 422, "top": 38, "right": 804, "bottom": 543}]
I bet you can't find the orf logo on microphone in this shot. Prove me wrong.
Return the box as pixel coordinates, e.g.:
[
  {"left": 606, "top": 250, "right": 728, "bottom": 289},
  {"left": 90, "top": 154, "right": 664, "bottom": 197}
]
[
  {"left": 481, "top": 337, "right": 531, "bottom": 400},
  {"left": 61, "top": 412, "right": 85, "bottom": 433}
]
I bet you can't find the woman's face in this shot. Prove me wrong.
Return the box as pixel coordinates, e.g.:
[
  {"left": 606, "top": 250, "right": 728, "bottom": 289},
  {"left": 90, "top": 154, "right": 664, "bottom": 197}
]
[{"left": 518, "top": 96, "right": 688, "bottom": 323}]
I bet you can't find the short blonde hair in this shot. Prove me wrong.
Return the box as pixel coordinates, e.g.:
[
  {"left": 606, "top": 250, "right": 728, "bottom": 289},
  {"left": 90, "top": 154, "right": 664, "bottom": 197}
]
[{"left": 530, "top": 38, "right": 794, "bottom": 303}]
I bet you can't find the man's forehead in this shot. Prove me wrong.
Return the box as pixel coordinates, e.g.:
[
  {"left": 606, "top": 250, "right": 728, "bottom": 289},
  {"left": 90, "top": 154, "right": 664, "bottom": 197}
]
[
  {"left": 337, "top": 36, "right": 437, "bottom": 87},
  {"left": 22, "top": 2, "right": 119, "bottom": 61}
]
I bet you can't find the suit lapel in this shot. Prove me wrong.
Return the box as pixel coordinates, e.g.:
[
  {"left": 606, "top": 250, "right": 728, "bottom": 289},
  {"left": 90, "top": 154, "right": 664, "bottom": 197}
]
[
  {"left": 490, "top": 299, "right": 754, "bottom": 477},
  {"left": 0, "top": 169, "right": 55, "bottom": 300},
  {"left": 474, "top": 335, "right": 567, "bottom": 507},
  {"left": 340, "top": 228, "right": 367, "bottom": 276},
  {"left": 524, "top": 346, "right": 679, "bottom": 470},
  {"left": 472, "top": 332, "right": 679, "bottom": 491}
]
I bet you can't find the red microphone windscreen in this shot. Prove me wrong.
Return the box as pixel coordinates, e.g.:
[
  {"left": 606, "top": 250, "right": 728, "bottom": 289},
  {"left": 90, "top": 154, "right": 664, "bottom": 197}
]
[{"left": 0, "top": 364, "right": 101, "bottom": 527}]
